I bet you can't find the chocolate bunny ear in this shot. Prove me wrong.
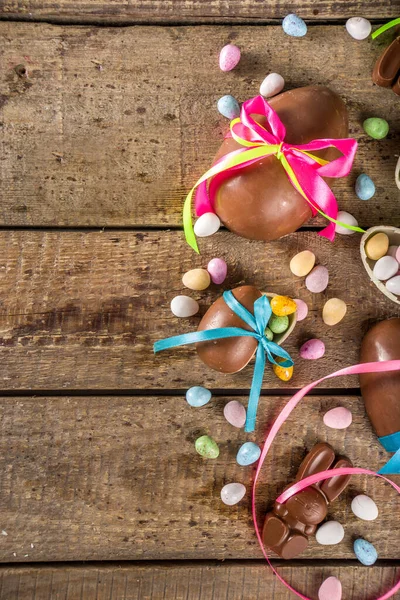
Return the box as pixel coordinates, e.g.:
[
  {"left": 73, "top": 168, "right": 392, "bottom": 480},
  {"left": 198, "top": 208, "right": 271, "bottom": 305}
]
[
  {"left": 295, "top": 443, "right": 336, "bottom": 483},
  {"left": 320, "top": 457, "right": 352, "bottom": 503}
]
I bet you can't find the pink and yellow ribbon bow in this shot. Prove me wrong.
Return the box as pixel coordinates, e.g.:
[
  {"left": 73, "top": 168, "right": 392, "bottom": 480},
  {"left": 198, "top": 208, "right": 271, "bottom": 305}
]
[{"left": 183, "top": 95, "right": 362, "bottom": 253}]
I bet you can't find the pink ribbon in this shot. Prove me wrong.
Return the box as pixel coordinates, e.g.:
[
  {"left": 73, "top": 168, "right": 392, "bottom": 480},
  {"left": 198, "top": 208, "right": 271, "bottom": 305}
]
[
  {"left": 252, "top": 360, "right": 400, "bottom": 600},
  {"left": 195, "top": 96, "right": 358, "bottom": 241}
]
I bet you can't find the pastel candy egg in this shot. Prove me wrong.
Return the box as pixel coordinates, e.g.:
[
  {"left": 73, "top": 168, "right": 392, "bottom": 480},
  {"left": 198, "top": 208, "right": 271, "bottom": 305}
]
[
  {"left": 186, "top": 386, "right": 211, "bottom": 407},
  {"left": 282, "top": 13, "right": 307, "bottom": 37},
  {"left": 323, "top": 406, "right": 352, "bottom": 429},
  {"left": 220, "top": 482, "right": 246, "bottom": 505},
  {"left": 386, "top": 245, "right": 399, "bottom": 259},
  {"left": 194, "top": 212, "right": 221, "bottom": 237},
  {"left": 207, "top": 258, "right": 227, "bottom": 284},
  {"left": 269, "top": 314, "right": 289, "bottom": 334},
  {"left": 305, "top": 265, "right": 329, "bottom": 293},
  {"left": 300, "top": 338, "right": 325, "bottom": 360},
  {"left": 195, "top": 435, "right": 220, "bottom": 459},
  {"left": 171, "top": 295, "right": 199, "bottom": 317},
  {"left": 223, "top": 400, "right": 246, "bottom": 428},
  {"left": 270, "top": 295, "right": 297, "bottom": 316},
  {"left": 365, "top": 232, "right": 389, "bottom": 260},
  {"left": 236, "top": 441, "right": 261, "bottom": 466},
  {"left": 260, "top": 73, "right": 285, "bottom": 98},
  {"left": 363, "top": 117, "right": 389, "bottom": 140},
  {"left": 345, "top": 17, "right": 371, "bottom": 40},
  {"left": 373, "top": 256, "right": 398, "bottom": 281},
  {"left": 322, "top": 298, "right": 347, "bottom": 326},
  {"left": 294, "top": 298, "right": 308, "bottom": 321},
  {"left": 351, "top": 495, "right": 379, "bottom": 521},
  {"left": 265, "top": 327, "right": 274, "bottom": 341},
  {"left": 354, "top": 538, "right": 378, "bottom": 565},
  {"left": 318, "top": 577, "right": 342, "bottom": 600},
  {"left": 397, "top": 247, "right": 400, "bottom": 263},
  {"left": 217, "top": 95, "right": 240, "bottom": 119},
  {"left": 219, "top": 44, "right": 241, "bottom": 72},
  {"left": 316, "top": 521, "right": 344, "bottom": 545},
  {"left": 273, "top": 359, "right": 293, "bottom": 382},
  {"left": 335, "top": 210, "right": 358, "bottom": 235},
  {"left": 182, "top": 268, "right": 211, "bottom": 291},
  {"left": 386, "top": 275, "right": 400, "bottom": 295},
  {"left": 355, "top": 173, "right": 375, "bottom": 200},
  {"left": 290, "top": 250, "right": 316, "bottom": 277}
]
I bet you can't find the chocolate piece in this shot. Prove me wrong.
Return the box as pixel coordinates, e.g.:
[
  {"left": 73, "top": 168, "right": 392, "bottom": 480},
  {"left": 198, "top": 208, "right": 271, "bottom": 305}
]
[
  {"left": 263, "top": 443, "right": 352, "bottom": 559},
  {"left": 372, "top": 37, "right": 400, "bottom": 88},
  {"left": 359, "top": 318, "right": 400, "bottom": 438},
  {"left": 212, "top": 86, "right": 349, "bottom": 241}
]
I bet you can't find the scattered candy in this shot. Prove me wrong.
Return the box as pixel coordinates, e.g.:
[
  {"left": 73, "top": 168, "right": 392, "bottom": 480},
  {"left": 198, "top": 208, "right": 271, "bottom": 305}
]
[
  {"left": 318, "top": 576, "right": 342, "bottom": 600},
  {"left": 345, "top": 17, "right": 372, "bottom": 40},
  {"left": 386, "top": 245, "right": 399, "bottom": 259},
  {"left": 354, "top": 538, "right": 378, "bottom": 565},
  {"left": 373, "top": 255, "right": 398, "bottom": 281},
  {"left": 194, "top": 212, "right": 221, "bottom": 237},
  {"left": 271, "top": 295, "right": 297, "bottom": 317},
  {"left": 219, "top": 44, "right": 241, "bottom": 72},
  {"left": 186, "top": 386, "right": 211, "bottom": 407},
  {"left": 322, "top": 298, "right": 347, "bottom": 326},
  {"left": 363, "top": 117, "right": 389, "bottom": 140},
  {"left": 273, "top": 358, "right": 294, "bottom": 382},
  {"left": 182, "top": 268, "right": 211, "bottom": 291},
  {"left": 195, "top": 435, "right": 220, "bottom": 459},
  {"left": 323, "top": 406, "right": 353, "bottom": 429},
  {"left": 220, "top": 482, "right": 246, "bottom": 505},
  {"left": 170, "top": 295, "right": 199, "bottom": 317},
  {"left": 282, "top": 13, "right": 307, "bottom": 37},
  {"left": 265, "top": 327, "right": 274, "bottom": 341},
  {"left": 316, "top": 521, "right": 344, "bottom": 545},
  {"left": 217, "top": 95, "right": 240, "bottom": 119},
  {"left": 268, "top": 314, "right": 289, "bottom": 334},
  {"left": 294, "top": 298, "right": 308, "bottom": 321},
  {"left": 335, "top": 211, "right": 358, "bottom": 235},
  {"left": 355, "top": 173, "right": 375, "bottom": 200},
  {"left": 351, "top": 494, "right": 379, "bottom": 521},
  {"left": 223, "top": 400, "right": 246, "bottom": 428},
  {"left": 300, "top": 338, "right": 325, "bottom": 360},
  {"left": 386, "top": 275, "right": 400, "bottom": 295},
  {"left": 290, "top": 250, "right": 316, "bottom": 277},
  {"left": 259, "top": 73, "right": 285, "bottom": 98},
  {"left": 365, "top": 232, "right": 389, "bottom": 260},
  {"left": 207, "top": 258, "right": 227, "bottom": 284},
  {"left": 236, "top": 441, "right": 261, "bottom": 466},
  {"left": 305, "top": 265, "right": 329, "bottom": 293}
]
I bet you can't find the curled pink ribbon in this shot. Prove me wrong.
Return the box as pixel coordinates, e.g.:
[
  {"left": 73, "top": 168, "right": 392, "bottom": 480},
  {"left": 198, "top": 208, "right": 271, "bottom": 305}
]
[{"left": 252, "top": 360, "right": 400, "bottom": 600}]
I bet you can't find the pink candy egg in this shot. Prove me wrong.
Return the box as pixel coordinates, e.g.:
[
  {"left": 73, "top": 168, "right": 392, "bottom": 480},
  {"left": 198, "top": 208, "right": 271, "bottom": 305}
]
[
  {"left": 223, "top": 400, "right": 246, "bottom": 428},
  {"left": 219, "top": 44, "right": 241, "bottom": 71},
  {"left": 300, "top": 338, "right": 325, "bottom": 360},
  {"left": 305, "top": 265, "right": 329, "bottom": 293},
  {"left": 323, "top": 406, "right": 353, "bottom": 429},
  {"left": 294, "top": 298, "right": 308, "bottom": 321},
  {"left": 318, "top": 576, "right": 342, "bottom": 600},
  {"left": 207, "top": 258, "right": 227, "bottom": 284}
]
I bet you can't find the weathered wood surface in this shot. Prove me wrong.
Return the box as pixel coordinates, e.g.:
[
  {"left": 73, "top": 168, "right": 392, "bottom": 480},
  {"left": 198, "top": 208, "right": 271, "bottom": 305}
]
[
  {"left": 0, "top": 395, "right": 398, "bottom": 562},
  {"left": 0, "top": 230, "right": 399, "bottom": 391},
  {"left": 0, "top": 563, "right": 399, "bottom": 600},
  {"left": 0, "top": 0, "right": 399, "bottom": 24},
  {"left": 0, "top": 23, "right": 398, "bottom": 228}
]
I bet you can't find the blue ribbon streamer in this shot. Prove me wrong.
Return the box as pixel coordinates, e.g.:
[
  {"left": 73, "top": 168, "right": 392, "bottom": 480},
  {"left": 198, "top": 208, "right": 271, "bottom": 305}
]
[
  {"left": 377, "top": 432, "right": 400, "bottom": 474},
  {"left": 154, "top": 291, "right": 294, "bottom": 432}
]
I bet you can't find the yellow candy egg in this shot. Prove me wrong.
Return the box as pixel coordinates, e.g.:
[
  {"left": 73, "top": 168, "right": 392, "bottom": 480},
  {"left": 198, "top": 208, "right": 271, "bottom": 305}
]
[
  {"left": 273, "top": 359, "right": 294, "bottom": 382},
  {"left": 270, "top": 295, "right": 297, "bottom": 317}
]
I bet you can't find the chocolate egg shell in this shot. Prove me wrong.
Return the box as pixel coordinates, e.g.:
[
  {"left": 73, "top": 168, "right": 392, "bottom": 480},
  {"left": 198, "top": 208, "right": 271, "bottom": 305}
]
[
  {"left": 359, "top": 318, "right": 400, "bottom": 438},
  {"left": 212, "top": 86, "right": 349, "bottom": 241}
]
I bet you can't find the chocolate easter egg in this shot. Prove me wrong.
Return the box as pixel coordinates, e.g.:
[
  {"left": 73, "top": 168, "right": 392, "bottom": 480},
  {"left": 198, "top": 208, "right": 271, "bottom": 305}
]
[
  {"left": 359, "top": 318, "right": 400, "bottom": 439},
  {"left": 212, "top": 86, "right": 348, "bottom": 241}
]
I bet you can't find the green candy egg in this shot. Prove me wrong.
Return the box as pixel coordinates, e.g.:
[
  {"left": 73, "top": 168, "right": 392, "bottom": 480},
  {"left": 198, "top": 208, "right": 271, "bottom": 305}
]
[
  {"left": 195, "top": 435, "right": 220, "bottom": 459},
  {"left": 269, "top": 314, "right": 289, "bottom": 334},
  {"left": 265, "top": 327, "right": 274, "bottom": 341},
  {"left": 363, "top": 117, "right": 389, "bottom": 140}
]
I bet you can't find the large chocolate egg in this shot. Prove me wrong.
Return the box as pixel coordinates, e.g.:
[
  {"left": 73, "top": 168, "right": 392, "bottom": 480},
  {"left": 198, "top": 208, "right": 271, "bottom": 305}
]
[
  {"left": 212, "top": 86, "right": 349, "bottom": 241},
  {"left": 359, "top": 318, "right": 400, "bottom": 438}
]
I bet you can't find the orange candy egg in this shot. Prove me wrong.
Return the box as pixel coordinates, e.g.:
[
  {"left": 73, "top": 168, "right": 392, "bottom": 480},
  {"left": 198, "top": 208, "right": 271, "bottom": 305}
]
[
  {"left": 273, "top": 359, "right": 294, "bottom": 382},
  {"left": 270, "top": 295, "right": 297, "bottom": 317}
]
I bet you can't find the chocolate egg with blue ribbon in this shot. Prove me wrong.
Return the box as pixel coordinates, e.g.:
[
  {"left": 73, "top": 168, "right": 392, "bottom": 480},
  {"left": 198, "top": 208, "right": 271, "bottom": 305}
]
[{"left": 211, "top": 86, "right": 349, "bottom": 241}]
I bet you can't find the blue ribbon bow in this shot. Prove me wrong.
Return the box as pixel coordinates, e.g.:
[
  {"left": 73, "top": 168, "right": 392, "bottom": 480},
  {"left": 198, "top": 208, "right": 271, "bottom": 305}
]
[
  {"left": 154, "top": 290, "right": 294, "bottom": 432},
  {"left": 378, "top": 432, "right": 400, "bottom": 474}
]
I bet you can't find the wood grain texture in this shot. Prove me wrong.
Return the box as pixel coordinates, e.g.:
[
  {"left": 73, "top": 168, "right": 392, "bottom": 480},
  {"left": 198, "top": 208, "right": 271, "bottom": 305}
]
[
  {"left": 0, "top": 230, "right": 399, "bottom": 391},
  {"left": 0, "top": 23, "right": 399, "bottom": 227},
  {"left": 0, "top": 563, "right": 399, "bottom": 600},
  {"left": 0, "top": 394, "right": 398, "bottom": 562},
  {"left": 0, "top": 0, "right": 399, "bottom": 24}
]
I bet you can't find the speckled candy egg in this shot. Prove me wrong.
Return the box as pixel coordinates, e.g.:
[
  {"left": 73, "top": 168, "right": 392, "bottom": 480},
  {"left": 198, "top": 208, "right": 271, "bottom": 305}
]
[
  {"left": 363, "top": 118, "right": 389, "bottom": 140},
  {"left": 354, "top": 538, "right": 378, "bottom": 565},
  {"left": 219, "top": 44, "right": 241, "bottom": 72},
  {"left": 318, "top": 577, "right": 342, "bottom": 600},
  {"left": 195, "top": 435, "right": 220, "bottom": 459},
  {"left": 236, "top": 441, "right": 261, "bottom": 466},
  {"left": 270, "top": 295, "right": 297, "bottom": 317},
  {"left": 300, "top": 338, "right": 325, "bottom": 360},
  {"left": 355, "top": 173, "right": 375, "bottom": 200},
  {"left": 207, "top": 258, "right": 227, "bottom": 284},
  {"left": 273, "top": 359, "right": 294, "bottom": 382},
  {"left": 217, "top": 95, "right": 240, "bottom": 119},
  {"left": 282, "top": 13, "right": 307, "bottom": 37},
  {"left": 186, "top": 386, "right": 211, "bottom": 407}
]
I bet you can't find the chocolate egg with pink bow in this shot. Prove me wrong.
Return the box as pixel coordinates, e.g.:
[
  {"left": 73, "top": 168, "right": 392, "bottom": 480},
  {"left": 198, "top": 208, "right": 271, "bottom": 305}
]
[{"left": 211, "top": 86, "right": 349, "bottom": 241}]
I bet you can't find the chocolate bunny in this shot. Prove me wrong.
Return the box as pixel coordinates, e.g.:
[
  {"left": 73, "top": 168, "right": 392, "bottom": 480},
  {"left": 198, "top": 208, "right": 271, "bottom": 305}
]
[{"left": 262, "top": 443, "right": 352, "bottom": 559}]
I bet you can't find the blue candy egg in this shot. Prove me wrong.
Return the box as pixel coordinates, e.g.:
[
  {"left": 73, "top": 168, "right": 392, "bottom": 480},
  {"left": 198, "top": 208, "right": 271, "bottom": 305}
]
[
  {"left": 282, "top": 14, "right": 307, "bottom": 37},
  {"left": 236, "top": 442, "right": 261, "bottom": 466},
  {"left": 217, "top": 95, "right": 240, "bottom": 120},
  {"left": 186, "top": 386, "right": 211, "bottom": 407},
  {"left": 354, "top": 538, "right": 378, "bottom": 565},
  {"left": 355, "top": 173, "right": 375, "bottom": 200}
]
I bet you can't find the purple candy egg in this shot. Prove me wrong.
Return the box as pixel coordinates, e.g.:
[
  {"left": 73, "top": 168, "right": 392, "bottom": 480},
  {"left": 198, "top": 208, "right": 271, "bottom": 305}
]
[
  {"left": 294, "top": 298, "right": 308, "bottom": 321},
  {"left": 305, "top": 266, "right": 329, "bottom": 293},
  {"left": 207, "top": 258, "right": 228, "bottom": 284},
  {"left": 300, "top": 338, "right": 325, "bottom": 360}
]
